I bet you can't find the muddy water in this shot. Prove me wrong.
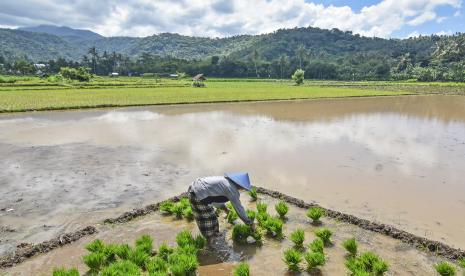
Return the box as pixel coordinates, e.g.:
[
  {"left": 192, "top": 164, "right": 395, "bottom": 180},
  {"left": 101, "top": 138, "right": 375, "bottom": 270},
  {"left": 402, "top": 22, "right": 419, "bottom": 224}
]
[
  {"left": 5, "top": 194, "right": 444, "bottom": 275},
  {"left": 1, "top": 95, "right": 465, "bottom": 255}
]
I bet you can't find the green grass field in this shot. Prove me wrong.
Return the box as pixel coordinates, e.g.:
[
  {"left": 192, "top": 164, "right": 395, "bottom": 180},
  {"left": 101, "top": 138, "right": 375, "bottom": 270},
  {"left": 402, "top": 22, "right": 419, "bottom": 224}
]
[{"left": 1, "top": 76, "right": 462, "bottom": 113}]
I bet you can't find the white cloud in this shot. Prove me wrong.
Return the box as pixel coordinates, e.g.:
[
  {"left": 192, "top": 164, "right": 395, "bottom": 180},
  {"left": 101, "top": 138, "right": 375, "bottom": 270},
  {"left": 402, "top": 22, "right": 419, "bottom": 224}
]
[
  {"left": 436, "top": 29, "right": 453, "bottom": 35},
  {"left": 0, "top": 0, "right": 462, "bottom": 38},
  {"left": 407, "top": 31, "right": 422, "bottom": 38}
]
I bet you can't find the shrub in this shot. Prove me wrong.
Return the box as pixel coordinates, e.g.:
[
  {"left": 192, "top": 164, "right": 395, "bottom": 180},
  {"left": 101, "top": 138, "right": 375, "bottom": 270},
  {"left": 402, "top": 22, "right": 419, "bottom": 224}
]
[
  {"left": 234, "top": 262, "right": 250, "bottom": 276},
  {"left": 307, "top": 207, "right": 325, "bottom": 223},
  {"left": 304, "top": 252, "right": 325, "bottom": 270},
  {"left": 52, "top": 267, "right": 79, "bottom": 276},
  {"left": 275, "top": 200, "right": 289, "bottom": 218},
  {"left": 100, "top": 260, "right": 141, "bottom": 276},
  {"left": 283, "top": 248, "right": 302, "bottom": 271},
  {"left": 168, "top": 251, "right": 199, "bottom": 275},
  {"left": 157, "top": 243, "right": 174, "bottom": 261},
  {"left": 227, "top": 209, "right": 239, "bottom": 224},
  {"left": 315, "top": 228, "right": 332, "bottom": 245},
  {"left": 159, "top": 201, "right": 174, "bottom": 214},
  {"left": 248, "top": 187, "right": 258, "bottom": 201},
  {"left": 256, "top": 202, "right": 268, "bottom": 214},
  {"left": 346, "top": 252, "right": 389, "bottom": 275},
  {"left": 262, "top": 216, "right": 283, "bottom": 237},
  {"left": 135, "top": 235, "right": 153, "bottom": 255},
  {"left": 60, "top": 67, "right": 91, "bottom": 82},
  {"left": 290, "top": 229, "right": 305, "bottom": 248},
  {"left": 292, "top": 69, "right": 305, "bottom": 85},
  {"left": 309, "top": 238, "right": 324, "bottom": 253},
  {"left": 434, "top": 262, "right": 456, "bottom": 276},
  {"left": 146, "top": 256, "right": 168, "bottom": 274},
  {"left": 342, "top": 238, "right": 358, "bottom": 256},
  {"left": 232, "top": 224, "right": 262, "bottom": 244},
  {"left": 246, "top": 209, "right": 256, "bottom": 222},
  {"left": 192, "top": 81, "right": 205, "bottom": 87},
  {"left": 83, "top": 252, "right": 106, "bottom": 273}
]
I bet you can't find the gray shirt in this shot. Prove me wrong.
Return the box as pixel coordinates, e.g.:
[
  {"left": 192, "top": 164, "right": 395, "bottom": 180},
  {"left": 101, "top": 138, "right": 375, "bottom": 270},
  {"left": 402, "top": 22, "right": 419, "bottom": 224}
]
[{"left": 190, "top": 176, "right": 252, "bottom": 225}]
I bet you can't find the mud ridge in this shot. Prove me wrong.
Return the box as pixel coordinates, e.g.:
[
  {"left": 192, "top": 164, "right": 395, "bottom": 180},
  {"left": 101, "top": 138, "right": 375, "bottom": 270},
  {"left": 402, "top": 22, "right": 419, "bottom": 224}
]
[
  {"left": 255, "top": 186, "right": 465, "bottom": 261},
  {"left": 0, "top": 226, "right": 97, "bottom": 269}
]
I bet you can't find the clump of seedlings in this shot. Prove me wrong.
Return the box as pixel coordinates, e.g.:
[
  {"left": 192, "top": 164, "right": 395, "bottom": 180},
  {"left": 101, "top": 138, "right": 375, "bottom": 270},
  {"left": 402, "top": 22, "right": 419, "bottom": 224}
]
[
  {"left": 307, "top": 207, "right": 325, "bottom": 224},
  {"left": 227, "top": 208, "right": 239, "bottom": 224},
  {"left": 283, "top": 248, "right": 302, "bottom": 272},
  {"left": 159, "top": 198, "right": 194, "bottom": 221},
  {"left": 459, "top": 258, "right": 465, "bottom": 268},
  {"left": 304, "top": 251, "right": 326, "bottom": 271},
  {"left": 309, "top": 238, "right": 324, "bottom": 253},
  {"left": 232, "top": 224, "right": 263, "bottom": 244},
  {"left": 52, "top": 267, "right": 79, "bottom": 276},
  {"left": 342, "top": 238, "right": 358, "bottom": 256},
  {"left": 262, "top": 216, "right": 284, "bottom": 238},
  {"left": 290, "top": 229, "right": 305, "bottom": 249},
  {"left": 434, "top": 262, "right": 456, "bottom": 276},
  {"left": 256, "top": 201, "right": 268, "bottom": 214},
  {"left": 234, "top": 262, "right": 250, "bottom": 276},
  {"left": 100, "top": 260, "right": 141, "bottom": 276},
  {"left": 246, "top": 209, "right": 256, "bottom": 222},
  {"left": 248, "top": 187, "right": 258, "bottom": 201},
  {"left": 346, "top": 251, "right": 389, "bottom": 275},
  {"left": 315, "top": 228, "right": 333, "bottom": 246},
  {"left": 275, "top": 200, "right": 289, "bottom": 218}
]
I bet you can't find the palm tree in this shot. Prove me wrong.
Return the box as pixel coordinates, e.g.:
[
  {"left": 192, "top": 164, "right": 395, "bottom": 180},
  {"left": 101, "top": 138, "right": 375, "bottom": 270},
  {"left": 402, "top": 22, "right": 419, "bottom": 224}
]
[
  {"left": 296, "top": 44, "right": 306, "bottom": 69},
  {"left": 279, "top": 54, "right": 288, "bottom": 80},
  {"left": 252, "top": 49, "right": 260, "bottom": 78},
  {"left": 88, "top": 47, "right": 98, "bottom": 74}
]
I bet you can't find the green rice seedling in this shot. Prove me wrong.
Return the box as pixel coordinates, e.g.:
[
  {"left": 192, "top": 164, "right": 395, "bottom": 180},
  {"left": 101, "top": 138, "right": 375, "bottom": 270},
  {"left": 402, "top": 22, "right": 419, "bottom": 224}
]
[
  {"left": 127, "top": 248, "right": 150, "bottom": 269},
  {"left": 263, "top": 216, "right": 284, "bottom": 238},
  {"left": 234, "top": 262, "right": 250, "bottom": 276},
  {"left": 168, "top": 251, "right": 199, "bottom": 275},
  {"left": 115, "top": 244, "right": 131, "bottom": 260},
  {"left": 256, "top": 211, "right": 270, "bottom": 226},
  {"left": 227, "top": 209, "right": 239, "bottom": 224},
  {"left": 135, "top": 235, "right": 153, "bottom": 255},
  {"left": 434, "top": 262, "right": 456, "bottom": 276},
  {"left": 256, "top": 202, "right": 268, "bottom": 214},
  {"left": 103, "top": 243, "right": 120, "bottom": 263},
  {"left": 275, "top": 200, "right": 289, "bottom": 218},
  {"left": 290, "top": 229, "right": 305, "bottom": 248},
  {"left": 85, "top": 239, "right": 105, "bottom": 253},
  {"left": 304, "top": 251, "right": 325, "bottom": 270},
  {"left": 246, "top": 209, "right": 256, "bottom": 222},
  {"left": 100, "top": 260, "right": 141, "bottom": 276},
  {"left": 283, "top": 248, "right": 302, "bottom": 272},
  {"left": 342, "top": 238, "right": 358, "bottom": 256},
  {"left": 315, "top": 228, "right": 332, "bottom": 245},
  {"left": 159, "top": 200, "right": 174, "bottom": 214},
  {"left": 146, "top": 256, "right": 168, "bottom": 274},
  {"left": 231, "top": 224, "right": 263, "bottom": 244},
  {"left": 226, "top": 202, "right": 233, "bottom": 211},
  {"left": 177, "top": 244, "right": 198, "bottom": 256},
  {"left": 309, "top": 238, "right": 324, "bottom": 253},
  {"left": 171, "top": 202, "right": 185, "bottom": 219},
  {"left": 182, "top": 206, "right": 194, "bottom": 221},
  {"left": 157, "top": 243, "right": 173, "bottom": 261},
  {"left": 52, "top": 267, "right": 79, "bottom": 276},
  {"left": 176, "top": 230, "right": 195, "bottom": 248},
  {"left": 179, "top": 197, "right": 190, "bottom": 209},
  {"left": 83, "top": 252, "right": 106, "bottom": 273},
  {"left": 194, "top": 234, "right": 207, "bottom": 250},
  {"left": 248, "top": 187, "right": 258, "bottom": 201},
  {"left": 307, "top": 207, "right": 325, "bottom": 223},
  {"left": 459, "top": 258, "right": 465, "bottom": 268},
  {"left": 346, "top": 252, "right": 389, "bottom": 275}
]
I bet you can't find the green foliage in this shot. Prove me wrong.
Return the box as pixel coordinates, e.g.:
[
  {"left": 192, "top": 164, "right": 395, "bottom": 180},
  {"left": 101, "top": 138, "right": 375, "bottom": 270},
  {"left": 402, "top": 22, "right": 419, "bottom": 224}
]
[
  {"left": 315, "top": 228, "right": 332, "bottom": 245},
  {"left": 309, "top": 238, "right": 324, "bottom": 253},
  {"left": 146, "top": 256, "right": 168, "bottom": 274},
  {"left": 246, "top": 209, "right": 256, "bottom": 222},
  {"left": 304, "top": 252, "right": 325, "bottom": 270},
  {"left": 175, "top": 230, "right": 205, "bottom": 250},
  {"left": 194, "top": 235, "right": 207, "bottom": 250},
  {"left": 52, "top": 267, "right": 79, "bottom": 276},
  {"left": 100, "top": 260, "right": 141, "bottom": 276},
  {"left": 0, "top": 76, "right": 17, "bottom": 83},
  {"left": 160, "top": 198, "right": 193, "bottom": 221},
  {"left": 227, "top": 209, "right": 239, "bottom": 224},
  {"left": 135, "top": 235, "right": 153, "bottom": 255},
  {"left": 83, "top": 252, "right": 106, "bottom": 273},
  {"left": 346, "top": 252, "right": 389, "bottom": 275},
  {"left": 157, "top": 243, "right": 173, "bottom": 261},
  {"left": 256, "top": 202, "right": 268, "bottom": 214},
  {"left": 248, "top": 187, "right": 258, "bottom": 201},
  {"left": 275, "top": 200, "right": 289, "bottom": 218},
  {"left": 342, "top": 238, "right": 358, "bottom": 256},
  {"left": 434, "top": 262, "right": 456, "bottom": 276},
  {"left": 182, "top": 206, "right": 194, "bottom": 221},
  {"left": 292, "top": 69, "right": 305, "bottom": 85},
  {"left": 233, "top": 262, "right": 250, "bottom": 276},
  {"left": 60, "top": 67, "right": 91, "bottom": 82},
  {"left": 86, "top": 239, "right": 105, "bottom": 253},
  {"left": 458, "top": 258, "right": 465, "bottom": 268},
  {"left": 168, "top": 250, "right": 199, "bottom": 275},
  {"left": 159, "top": 200, "right": 174, "bottom": 214},
  {"left": 262, "top": 216, "right": 284, "bottom": 237},
  {"left": 290, "top": 229, "right": 305, "bottom": 248},
  {"left": 171, "top": 202, "right": 185, "bottom": 219},
  {"left": 115, "top": 244, "right": 131, "bottom": 260},
  {"left": 256, "top": 211, "right": 270, "bottom": 226},
  {"left": 283, "top": 248, "right": 302, "bottom": 271},
  {"left": 127, "top": 248, "right": 150, "bottom": 269},
  {"left": 307, "top": 207, "right": 325, "bottom": 223},
  {"left": 232, "top": 224, "right": 263, "bottom": 244}
]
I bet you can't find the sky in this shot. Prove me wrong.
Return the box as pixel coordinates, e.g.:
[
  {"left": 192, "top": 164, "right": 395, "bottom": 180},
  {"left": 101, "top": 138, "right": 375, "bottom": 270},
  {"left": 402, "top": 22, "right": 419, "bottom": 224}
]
[{"left": 0, "top": 0, "right": 463, "bottom": 38}]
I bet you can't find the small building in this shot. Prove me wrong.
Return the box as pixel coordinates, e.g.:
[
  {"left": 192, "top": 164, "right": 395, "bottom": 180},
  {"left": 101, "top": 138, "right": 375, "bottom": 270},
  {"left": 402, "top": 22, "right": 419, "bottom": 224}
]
[
  {"left": 192, "top": 74, "right": 206, "bottom": 81},
  {"left": 169, "top": 74, "right": 179, "bottom": 78},
  {"left": 110, "top": 72, "right": 119, "bottom": 77}
]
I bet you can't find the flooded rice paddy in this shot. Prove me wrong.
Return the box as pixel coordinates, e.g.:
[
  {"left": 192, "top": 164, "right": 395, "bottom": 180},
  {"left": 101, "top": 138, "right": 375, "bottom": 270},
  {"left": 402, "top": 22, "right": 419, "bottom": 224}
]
[{"left": 1, "top": 95, "right": 465, "bottom": 257}]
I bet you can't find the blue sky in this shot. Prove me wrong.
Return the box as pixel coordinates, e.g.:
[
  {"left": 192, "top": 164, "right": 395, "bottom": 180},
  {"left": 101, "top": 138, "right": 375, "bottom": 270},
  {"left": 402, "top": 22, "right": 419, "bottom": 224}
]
[{"left": 0, "top": 0, "right": 463, "bottom": 38}]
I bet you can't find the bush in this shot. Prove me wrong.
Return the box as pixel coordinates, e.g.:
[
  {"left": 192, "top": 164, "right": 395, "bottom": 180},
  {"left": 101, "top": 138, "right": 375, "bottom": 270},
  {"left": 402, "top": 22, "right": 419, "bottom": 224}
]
[
  {"left": 342, "top": 238, "right": 358, "bottom": 256},
  {"left": 346, "top": 252, "right": 389, "bottom": 275},
  {"left": 100, "top": 260, "right": 141, "bottom": 276},
  {"left": 290, "top": 229, "right": 305, "bottom": 248},
  {"left": 275, "top": 200, "right": 289, "bottom": 218},
  {"left": 307, "top": 207, "right": 325, "bottom": 223},
  {"left": 234, "top": 262, "right": 250, "bottom": 276},
  {"left": 304, "top": 252, "right": 325, "bottom": 270},
  {"left": 315, "top": 228, "right": 332, "bottom": 245},
  {"left": 434, "top": 262, "right": 456, "bottom": 276},
  {"left": 283, "top": 248, "right": 302, "bottom": 271},
  {"left": 60, "top": 67, "right": 91, "bottom": 82},
  {"left": 256, "top": 202, "right": 268, "bottom": 214},
  {"left": 232, "top": 224, "right": 262, "bottom": 244},
  {"left": 309, "top": 238, "right": 324, "bottom": 253},
  {"left": 52, "top": 267, "right": 79, "bottom": 276},
  {"left": 135, "top": 235, "right": 153, "bottom": 255},
  {"left": 292, "top": 69, "right": 305, "bottom": 85},
  {"left": 248, "top": 187, "right": 257, "bottom": 201}
]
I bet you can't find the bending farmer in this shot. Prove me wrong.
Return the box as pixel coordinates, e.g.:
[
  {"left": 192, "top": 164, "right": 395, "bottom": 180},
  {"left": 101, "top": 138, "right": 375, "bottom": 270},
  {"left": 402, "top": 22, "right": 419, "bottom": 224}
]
[{"left": 187, "top": 172, "right": 256, "bottom": 242}]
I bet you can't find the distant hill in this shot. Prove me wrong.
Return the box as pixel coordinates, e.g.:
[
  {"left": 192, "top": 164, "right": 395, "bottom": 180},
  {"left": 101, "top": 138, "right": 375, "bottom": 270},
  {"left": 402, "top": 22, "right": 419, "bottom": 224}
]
[{"left": 18, "top": 25, "right": 103, "bottom": 41}]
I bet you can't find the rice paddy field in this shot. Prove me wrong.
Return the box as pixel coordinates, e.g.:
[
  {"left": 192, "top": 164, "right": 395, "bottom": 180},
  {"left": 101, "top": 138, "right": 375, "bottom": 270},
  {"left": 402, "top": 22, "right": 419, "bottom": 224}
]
[{"left": 4, "top": 75, "right": 462, "bottom": 112}]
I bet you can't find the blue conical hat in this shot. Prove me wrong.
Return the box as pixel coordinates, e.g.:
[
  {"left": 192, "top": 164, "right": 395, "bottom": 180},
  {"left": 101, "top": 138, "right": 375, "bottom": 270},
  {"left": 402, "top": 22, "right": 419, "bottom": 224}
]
[{"left": 225, "top": 172, "right": 252, "bottom": 190}]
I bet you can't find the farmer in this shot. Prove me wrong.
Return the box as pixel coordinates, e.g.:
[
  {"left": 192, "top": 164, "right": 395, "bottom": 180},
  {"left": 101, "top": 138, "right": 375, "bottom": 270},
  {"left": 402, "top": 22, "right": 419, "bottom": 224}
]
[{"left": 188, "top": 172, "right": 256, "bottom": 243}]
